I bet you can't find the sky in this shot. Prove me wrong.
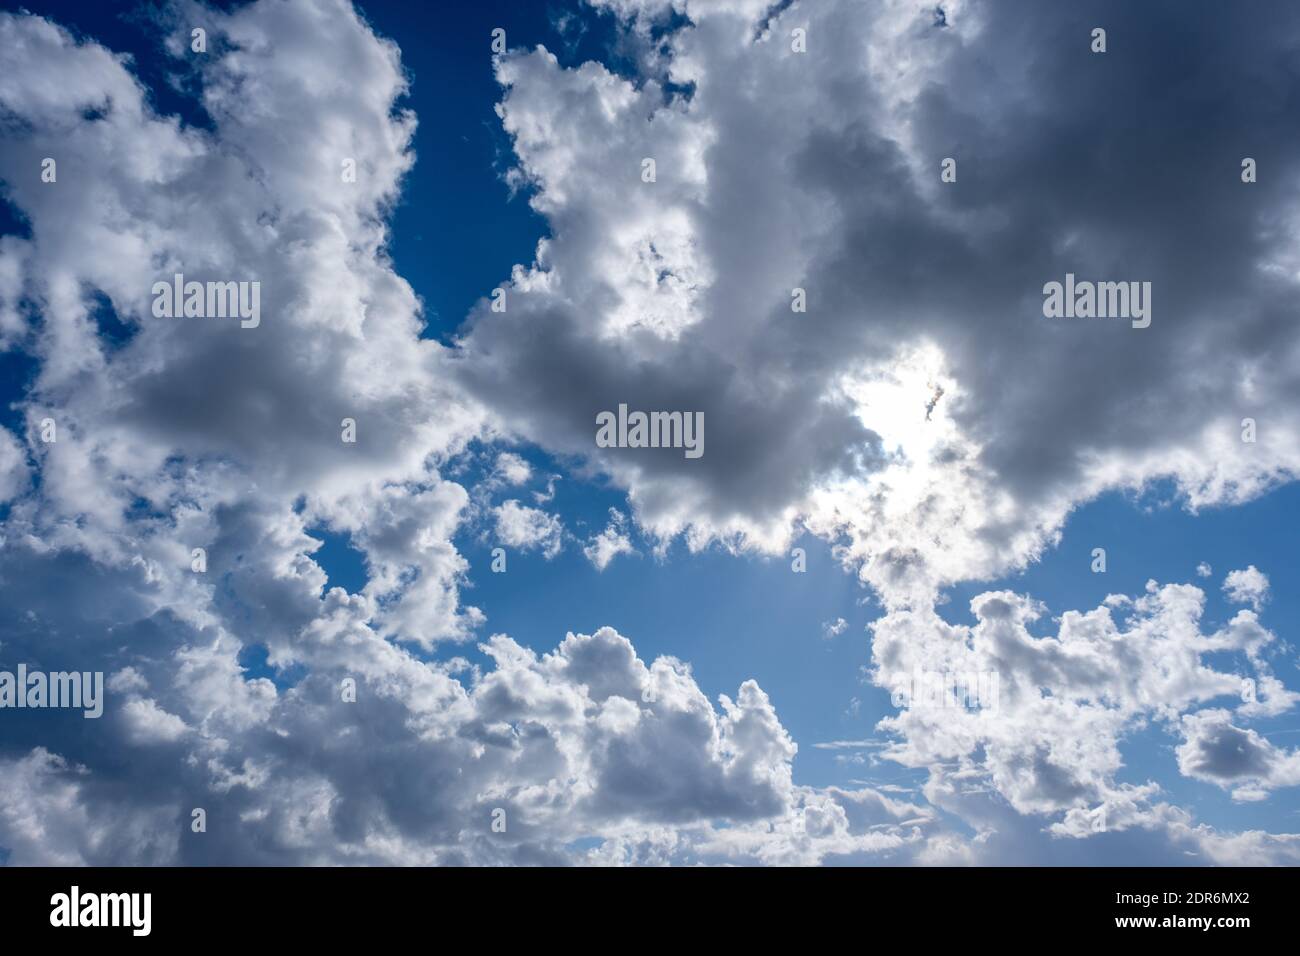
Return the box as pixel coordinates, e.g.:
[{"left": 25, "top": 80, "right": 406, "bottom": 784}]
[{"left": 0, "top": 0, "right": 1298, "bottom": 866}]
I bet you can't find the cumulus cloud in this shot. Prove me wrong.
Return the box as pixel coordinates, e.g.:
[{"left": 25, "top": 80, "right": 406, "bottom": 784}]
[
  {"left": 457, "top": 0, "right": 1300, "bottom": 610},
  {"left": 121, "top": 697, "right": 191, "bottom": 745},
  {"left": 494, "top": 452, "right": 532, "bottom": 486},
  {"left": 0, "top": 587, "right": 932, "bottom": 864},
  {"left": 583, "top": 508, "right": 636, "bottom": 570},
  {"left": 867, "top": 577, "right": 1298, "bottom": 830},
  {"left": 1176, "top": 711, "right": 1300, "bottom": 802},
  {"left": 455, "top": 0, "right": 1300, "bottom": 860},
  {"left": 0, "top": 0, "right": 484, "bottom": 861},
  {"left": 1223, "top": 565, "right": 1270, "bottom": 611},
  {"left": 0, "top": 0, "right": 484, "bottom": 647},
  {"left": 493, "top": 499, "right": 565, "bottom": 558}
]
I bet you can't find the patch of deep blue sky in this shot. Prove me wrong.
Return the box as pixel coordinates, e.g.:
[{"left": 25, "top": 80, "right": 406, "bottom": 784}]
[{"left": 1, "top": 0, "right": 1296, "bottom": 837}]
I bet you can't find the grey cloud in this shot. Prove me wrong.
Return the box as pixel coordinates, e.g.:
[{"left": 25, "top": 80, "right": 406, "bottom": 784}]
[{"left": 461, "top": 0, "right": 1300, "bottom": 596}]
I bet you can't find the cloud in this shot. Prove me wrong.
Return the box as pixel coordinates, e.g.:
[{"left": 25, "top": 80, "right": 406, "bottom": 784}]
[
  {"left": 0, "top": 0, "right": 483, "bottom": 861},
  {"left": 0, "top": 427, "right": 28, "bottom": 503},
  {"left": 0, "top": 748, "right": 178, "bottom": 866},
  {"left": 1176, "top": 711, "right": 1300, "bottom": 802},
  {"left": 494, "top": 452, "right": 532, "bottom": 486},
  {"left": 0, "top": 1, "right": 484, "bottom": 643},
  {"left": 493, "top": 499, "right": 565, "bottom": 558},
  {"left": 1223, "top": 565, "right": 1270, "bottom": 611},
  {"left": 583, "top": 508, "right": 636, "bottom": 570},
  {"left": 868, "top": 577, "right": 1298, "bottom": 824},
  {"left": 0, "top": 586, "right": 928, "bottom": 865},
  {"left": 455, "top": 0, "right": 1300, "bottom": 612},
  {"left": 454, "top": 0, "right": 1300, "bottom": 860},
  {"left": 821, "top": 617, "right": 848, "bottom": 639},
  {"left": 120, "top": 697, "right": 191, "bottom": 745}
]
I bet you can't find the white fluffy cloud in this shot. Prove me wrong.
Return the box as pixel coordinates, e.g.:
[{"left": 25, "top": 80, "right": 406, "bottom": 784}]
[
  {"left": 0, "top": 0, "right": 482, "bottom": 861},
  {"left": 869, "top": 580, "right": 1299, "bottom": 829},
  {"left": 493, "top": 499, "right": 565, "bottom": 558},
  {"left": 494, "top": 452, "right": 533, "bottom": 486},
  {"left": 0, "top": 595, "right": 939, "bottom": 864},
  {"left": 1223, "top": 565, "right": 1270, "bottom": 611},
  {"left": 583, "top": 508, "right": 636, "bottom": 570}
]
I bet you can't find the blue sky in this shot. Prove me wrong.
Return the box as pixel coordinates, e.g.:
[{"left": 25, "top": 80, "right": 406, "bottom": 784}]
[{"left": 1, "top": 0, "right": 1298, "bottom": 866}]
